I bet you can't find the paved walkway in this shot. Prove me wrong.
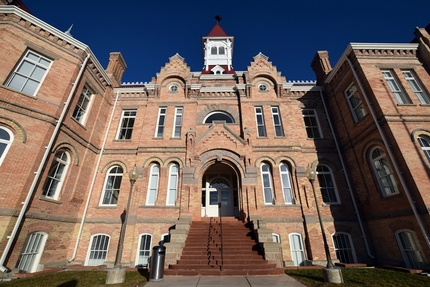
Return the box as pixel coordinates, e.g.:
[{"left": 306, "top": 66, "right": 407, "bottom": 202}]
[{"left": 144, "top": 274, "right": 306, "bottom": 286}]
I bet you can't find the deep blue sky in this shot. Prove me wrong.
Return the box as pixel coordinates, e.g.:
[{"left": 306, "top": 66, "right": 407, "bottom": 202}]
[{"left": 23, "top": 0, "right": 430, "bottom": 83}]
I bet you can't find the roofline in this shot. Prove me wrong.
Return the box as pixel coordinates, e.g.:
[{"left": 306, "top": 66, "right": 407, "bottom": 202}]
[
  {"left": 0, "top": 6, "right": 112, "bottom": 86},
  {"left": 324, "top": 43, "right": 419, "bottom": 84}
]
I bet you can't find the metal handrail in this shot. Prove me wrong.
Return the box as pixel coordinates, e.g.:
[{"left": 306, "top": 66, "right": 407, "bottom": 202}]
[{"left": 218, "top": 203, "right": 224, "bottom": 271}]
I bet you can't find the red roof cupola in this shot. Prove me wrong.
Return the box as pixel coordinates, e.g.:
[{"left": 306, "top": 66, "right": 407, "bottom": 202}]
[{"left": 202, "top": 16, "right": 234, "bottom": 74}]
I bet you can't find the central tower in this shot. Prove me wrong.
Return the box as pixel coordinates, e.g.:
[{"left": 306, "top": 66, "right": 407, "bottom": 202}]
[{"left": 202, "top": 17, "right": 234, "bottom": 74}]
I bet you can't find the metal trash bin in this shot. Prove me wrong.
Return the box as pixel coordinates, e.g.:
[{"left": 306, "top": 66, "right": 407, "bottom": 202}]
[{"left": 149, "top": 246, "right": 166, "bottom": 281}]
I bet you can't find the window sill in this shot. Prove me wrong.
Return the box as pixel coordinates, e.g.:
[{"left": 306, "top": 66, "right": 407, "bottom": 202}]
[
  {"left": 113, "top": 139, "right": 132, "bottom": 142},
  {"left": 96, "top": 205, "right": 118, "bottom": 209},
  {"left": 169, "top": 137, "right": 182, "bottom": 140},
  {"left": 261, "top": 204, "right": 301, "bottom": 208},
  {"left": 396, "top": 103, "right": 417, "bottom": 106},
  {"left": 322, "top": 202, "right": 341, "bottom": 206},
  {"left": 138, "top": 205, "right": 180, "bottom": 209},
  {"left": 274, "top": 136, "right": 286, "bottom": 139},
  {"left": 307, "top": 137, "right": 324, "bottom": 140},
  {"left": 382, "top": 191, "right": 402, "bottom": 199},
  {"left": 71, "top": 117, "right": 87, "bottom": 129},
  {"left": 419, "top": 104, "right": 430, "bottom": 106},
  {"left": 39, "top": 196, "right": 62, "bottom": 204},
  {"left": 152, "top": 137, "right": 164, "bottom": 140}
]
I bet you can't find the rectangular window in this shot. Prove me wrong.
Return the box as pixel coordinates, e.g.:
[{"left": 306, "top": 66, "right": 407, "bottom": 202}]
[
  {"left": 172, "top": 107, "right": 183, "bottom": 138},
  {"left": 6, "top": 50, "right": 52, "bottom": 96},
  {"left": 271, "top": 106, "right": 284, "bottom": 137},
  {"left": 72, "top": 86, "right": 93, "bottom": 124},
  {"left": 382, "top": 70, "right": 410, "bottom": 104},
  {"left": 255, "top": 107, "right": 266, "bottom": 137},
  {"left": 402, "top": 70, "right": 430, "bottom": 104},
  {"left": 116, "top": 110, "right": 136, "bottom": 140},
  {"left": 302, "top": 109, "right": 322, "bottom": 139},
  {"left": 345, "top": 84, "right": 367, "bottom": 122},
  {"left": 155, "top": 107, "right": 166, "bottom": 138}
]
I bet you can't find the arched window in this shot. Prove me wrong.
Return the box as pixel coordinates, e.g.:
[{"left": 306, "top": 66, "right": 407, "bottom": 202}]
[
  {"left": 370, "top": 147, "right": 398, "bottom": 196},
  {"left": 146, "top": 163, "right": 160, "bottom": 205},
  {"left": 272, "top": 233, "right": 280, "bottom": 243},
  {"left": 136, "top": 233, "right": 152, "bottom": 267},
  {"left": 219, "top": 47, "right": 225, "bottom": 54},
  {"left": 279, "top": 163, "right": 294, "bottom": 204},
  {"left": 0, "top": 126, "right": 14, "bottom": 166},
  {"left": 316, "top": 165, "right": 339, "bottom": 204},
  {"left": 332, "top": 232, "right": 356, "bottom": 263},
  {"left": 100, "top": 165, "right": 123, "bottom": 205},
  {"left": 260, "top": 163, "right": 274, "bottom": 204},
  {"left": 17, "top": 232, "right": 48, "bottom": 273},
  {"left": 417, "top": 135, "right": 430, "bottom": 163},
  {"left": 289, "top": 233, "right": 306, "bottom": 266},
  {"left": 211, "top": 46, "right": 217, "bottom": 54},
  {"left": 395, "top": 230, "right": 425, "bottom": 269},
  {"left": 204, "top": 111, "right": 234, "bottom": 124},
  {"left": 42, "top": 150, "right": 70, "bottom": 200},
  {"left": 86, "top": 234, "right": 110, "bottom": 266},
  {"left": 167, "top": 163, "right": 179, "bottom": 206}
]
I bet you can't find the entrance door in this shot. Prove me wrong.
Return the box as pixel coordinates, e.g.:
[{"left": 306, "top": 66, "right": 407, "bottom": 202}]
[
  {"left": 203, "top": 178, "right": 235, "bottom": 217},
  {"left": 205, "top": 187, "right": 234, "bottom": 217}
]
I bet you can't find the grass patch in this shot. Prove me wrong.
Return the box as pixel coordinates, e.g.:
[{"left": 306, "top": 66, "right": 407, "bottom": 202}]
[
  {"left": 285, "top": 268, "right": 430, "bottom": 287},
  {"left": 0, "top": 270, "right": 149, "bottom": 287}
]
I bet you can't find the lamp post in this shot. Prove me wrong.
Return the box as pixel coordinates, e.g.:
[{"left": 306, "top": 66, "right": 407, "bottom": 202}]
[
  {"left": 306, "top": 165, "right": 343, "bottom": 283},
  {"left": 106, "top": 165, "right": 139, "bottom": 284}
]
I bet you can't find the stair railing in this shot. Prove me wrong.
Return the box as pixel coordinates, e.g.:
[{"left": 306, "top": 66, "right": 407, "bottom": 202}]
[
  {"left": 218, "top": 202, "right": 224, "bottom": 271},
  {"left": 207, "top": 217, "right": 213, "bottom": 266}
]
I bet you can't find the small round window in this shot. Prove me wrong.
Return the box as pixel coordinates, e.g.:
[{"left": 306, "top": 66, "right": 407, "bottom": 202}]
[
  {"left": 258, "top": 84, "right": 268, "bottom": 92},
  {"left": 169, "top": 84, "right": 179, "bottom": 92}
]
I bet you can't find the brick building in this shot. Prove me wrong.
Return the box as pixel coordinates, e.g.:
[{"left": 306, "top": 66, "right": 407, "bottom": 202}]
[{"left": 0, "top": 2, "right": 429, "bottom": 275}]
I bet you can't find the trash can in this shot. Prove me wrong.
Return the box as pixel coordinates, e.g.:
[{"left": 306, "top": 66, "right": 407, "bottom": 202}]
[{"left": 149, "top": 246, "right": 166, "bottom": 281}]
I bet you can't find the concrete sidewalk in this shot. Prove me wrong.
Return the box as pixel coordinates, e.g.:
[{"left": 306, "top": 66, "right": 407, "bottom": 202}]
[{"left": 144, "top": 274, "right": 306, "bottom": 286}]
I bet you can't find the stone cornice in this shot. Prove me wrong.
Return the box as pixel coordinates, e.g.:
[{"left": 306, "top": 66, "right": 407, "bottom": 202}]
[
  {"left": 0, "top": 6, "right": 112, "bottom": 86},
  {"left": 325, "top": 43, "right": 419, "bottom": 84}
]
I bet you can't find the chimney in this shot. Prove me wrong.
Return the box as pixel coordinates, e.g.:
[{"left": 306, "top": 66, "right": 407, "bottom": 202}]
[
  {"left": 311, "top": 51, "right": 332, "bottom": 85},
  {"left": 106, "top": 52, "right": 127, "bottom": 87}
]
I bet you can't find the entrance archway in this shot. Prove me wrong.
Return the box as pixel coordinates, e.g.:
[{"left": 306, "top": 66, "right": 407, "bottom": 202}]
[{"left": 201, "top": 162, "right": 238, "bottom": 217}]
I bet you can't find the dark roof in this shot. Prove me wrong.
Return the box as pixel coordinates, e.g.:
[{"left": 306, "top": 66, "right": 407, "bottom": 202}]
[{"left": 207, "top": 23, "right": 228, "bottom": 37}]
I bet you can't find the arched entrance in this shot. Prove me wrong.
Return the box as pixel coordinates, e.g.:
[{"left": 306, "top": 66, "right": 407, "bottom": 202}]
[{"left": 201, "top": 162, "right": 238, "bottom": 217}]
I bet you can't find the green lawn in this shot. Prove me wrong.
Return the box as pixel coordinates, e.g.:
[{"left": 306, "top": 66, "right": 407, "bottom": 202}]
[
  {"left": 285, "top": 268, "right": 430, "bottom": 287},
  {"left": 0, "top": 270, "right": 148, "bottom": 287}
]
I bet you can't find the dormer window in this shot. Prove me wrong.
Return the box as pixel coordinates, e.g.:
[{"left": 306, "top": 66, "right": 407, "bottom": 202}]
[
  {"left": 211, "top": 47, "right": 217, "bottom": 55},
  {"left": 219, "top": 47, "right": 225, "bottom": 55},
  {"left": 211, "top": 65, "right": 225, "bottom": 75}
]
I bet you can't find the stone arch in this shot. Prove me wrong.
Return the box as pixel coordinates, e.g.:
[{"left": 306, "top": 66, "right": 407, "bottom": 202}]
[
  {"left": 275, "top": 155, "right": 297, "bottom": 167},
  {"left": 255, "top": 156, "right": 276, "bottom": 168},
  {"left": 142, "top": 157, "right": 163, "bottom": 168},
  {"left": 197, "top": 104, "right": 240, "bottom": 124},
  {"left": 411, "top": 128, "right": 430, "bottom": 142},
  {"left": 100, "top": 160, "right": 127, "bottom": 173},
  {"left": 0, "top": 117, "right": 27, "bottom": 143},
  {"left": 361, "top": 139, "right": 385, "bottom": 163},
  {"left": 164, "top": 156, "right": 184, "bottom": 167},
  {"left": 27, "top": 222, "right": 54, "bottom": 234},
  {"left": 53, "top": 142, "right": 80, "bottom": 166},
  {"left": 195, "top": 149, "right": 245, "bottom": 180}
]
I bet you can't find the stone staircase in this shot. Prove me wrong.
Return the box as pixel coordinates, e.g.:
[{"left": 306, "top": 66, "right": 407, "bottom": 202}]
[{"left": 164, "top": 217, "right": 284, "bottom": 276}]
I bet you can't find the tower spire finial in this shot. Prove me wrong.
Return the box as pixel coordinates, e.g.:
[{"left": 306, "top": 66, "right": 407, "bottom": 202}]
[{"left": 215, "top": 15, "right": 222, "bottom": 23}]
